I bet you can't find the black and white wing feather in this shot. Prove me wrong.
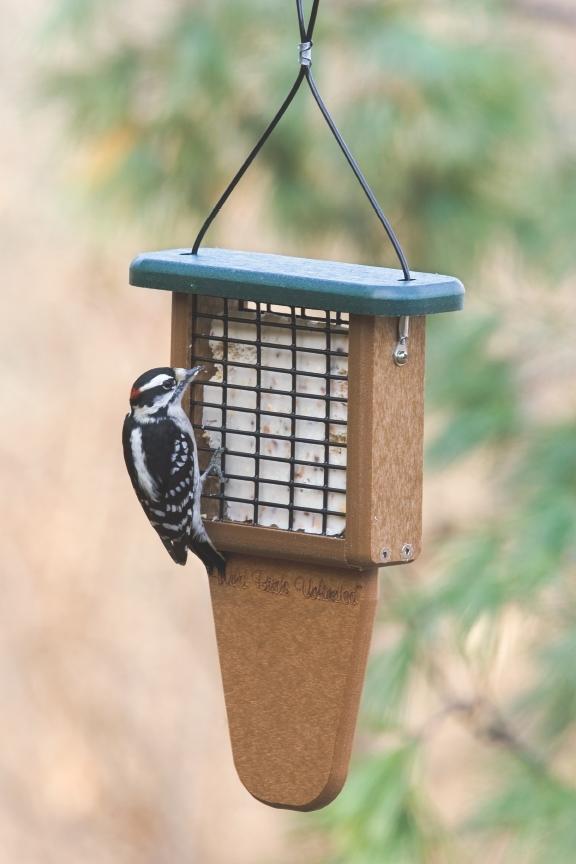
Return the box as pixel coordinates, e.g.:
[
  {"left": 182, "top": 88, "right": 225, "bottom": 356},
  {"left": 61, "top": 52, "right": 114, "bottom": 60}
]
[{"left": 122, "top": 415, "right": 224, "bottom": 574}]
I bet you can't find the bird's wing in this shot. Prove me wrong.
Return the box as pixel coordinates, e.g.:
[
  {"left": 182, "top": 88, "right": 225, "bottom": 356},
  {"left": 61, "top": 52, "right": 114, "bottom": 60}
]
[
  {"left": 124, "top": 418, "right": 196, "bottom": 539},
  {"left": 142, "top": 422, "right": 196, "bottom": 500},
  {"left": 123, "top": 416, "right": 193, "bottom": 497}
]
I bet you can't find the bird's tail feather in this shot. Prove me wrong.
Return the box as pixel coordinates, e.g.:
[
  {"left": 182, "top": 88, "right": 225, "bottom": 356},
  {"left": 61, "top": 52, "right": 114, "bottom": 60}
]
[
  {"left": 189, "top": 532, "right": 226, "bottom": 576},
  {"left": 160, "top": 535, "right": 187, "bottom": 566}
]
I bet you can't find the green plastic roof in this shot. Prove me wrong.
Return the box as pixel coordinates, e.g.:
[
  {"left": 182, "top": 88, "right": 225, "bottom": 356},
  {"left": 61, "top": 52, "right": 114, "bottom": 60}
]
[{"left": 130, "top": 248, "right": 464, "bottom": 316}]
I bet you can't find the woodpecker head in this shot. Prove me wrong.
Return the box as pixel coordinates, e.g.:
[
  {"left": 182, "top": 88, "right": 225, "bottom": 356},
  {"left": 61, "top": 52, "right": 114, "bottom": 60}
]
[{"left": 128, "top": 366, "right": 204, "bottom": 418}]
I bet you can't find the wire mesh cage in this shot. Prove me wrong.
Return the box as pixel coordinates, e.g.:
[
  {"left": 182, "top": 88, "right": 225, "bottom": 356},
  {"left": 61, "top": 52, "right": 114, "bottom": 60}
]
[{"left": 190, "top": 295, "right": 348, "bottom": 537}]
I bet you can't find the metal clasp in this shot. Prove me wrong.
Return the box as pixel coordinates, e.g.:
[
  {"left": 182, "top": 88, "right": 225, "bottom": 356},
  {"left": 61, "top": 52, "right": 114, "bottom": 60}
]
[
  {"left": 299, "top": 41, "right": 312, "bottom": 67},
  {"left": 393, "top": 316, "right": 410, "bottom": 366}
]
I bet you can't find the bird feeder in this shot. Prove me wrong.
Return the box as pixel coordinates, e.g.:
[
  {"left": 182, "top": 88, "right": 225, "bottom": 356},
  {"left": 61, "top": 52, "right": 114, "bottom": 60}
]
[
  {"left": 130, "top": 249, "right": 463, "bottom": 809},
  {"left": 128, "top": 0, "right": 464, "bottom": 811}
]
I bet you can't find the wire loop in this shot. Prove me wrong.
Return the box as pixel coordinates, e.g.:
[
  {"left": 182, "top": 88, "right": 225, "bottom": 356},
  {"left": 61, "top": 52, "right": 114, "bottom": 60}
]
[{"left": 191, "top": 0, "right": 411, "bottom": 282}]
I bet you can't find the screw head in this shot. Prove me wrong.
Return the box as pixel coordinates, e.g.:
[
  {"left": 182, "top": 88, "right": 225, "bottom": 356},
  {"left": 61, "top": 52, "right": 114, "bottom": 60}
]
[
  {"left": 380, "top": 547, "right": 392, "bottom": 562},
  {"left": 401, "top": 543, "right": 413, "bottom": 561},
  {"left": 393, "top": 346, "right": 409, "bottom": 366}
]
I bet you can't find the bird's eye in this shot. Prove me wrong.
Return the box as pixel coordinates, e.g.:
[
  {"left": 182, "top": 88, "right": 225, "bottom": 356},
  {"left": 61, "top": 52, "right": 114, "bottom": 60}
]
[{"left": 162, "top": 378, "right": 176, "bottom": 390}]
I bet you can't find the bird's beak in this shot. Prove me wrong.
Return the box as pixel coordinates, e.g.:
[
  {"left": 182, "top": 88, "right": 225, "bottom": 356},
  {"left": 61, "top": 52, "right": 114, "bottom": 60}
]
[
  {"left": 174, "top": 366, "right": 205, "bottom": 384},
  {"left": 172, "top": 366, "right": 205, "bottom": 400}
]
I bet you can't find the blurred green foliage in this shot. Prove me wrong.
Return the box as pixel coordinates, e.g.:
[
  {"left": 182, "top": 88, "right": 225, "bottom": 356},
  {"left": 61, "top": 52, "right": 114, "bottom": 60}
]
[
  {"left": 45, "top": 1, "right": 576, "bottom": 861},
  {"left": 43, "top": 0, "right": 576, "bottom": 275}
]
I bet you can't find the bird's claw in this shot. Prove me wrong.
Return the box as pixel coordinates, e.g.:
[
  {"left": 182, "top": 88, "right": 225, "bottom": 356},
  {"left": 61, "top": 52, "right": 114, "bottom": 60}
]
[{"left": 201, "top": 448, "right": 225, "bottom": 485}]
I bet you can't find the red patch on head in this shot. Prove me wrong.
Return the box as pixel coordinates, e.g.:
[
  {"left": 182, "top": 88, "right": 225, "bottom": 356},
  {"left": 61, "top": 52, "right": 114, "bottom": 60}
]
[{"left": 130, "top": 386, "right": 141, "bottom": 401}]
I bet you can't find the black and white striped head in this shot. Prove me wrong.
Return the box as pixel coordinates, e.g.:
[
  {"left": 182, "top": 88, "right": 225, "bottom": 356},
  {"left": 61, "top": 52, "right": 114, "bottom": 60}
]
[{"left": 128, "top": 366, "right": 204, "bottom": 418}]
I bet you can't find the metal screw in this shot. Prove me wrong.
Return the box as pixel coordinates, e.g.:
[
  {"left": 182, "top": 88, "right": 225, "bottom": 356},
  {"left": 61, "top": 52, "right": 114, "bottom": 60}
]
[
  {"left": 401, "top": 544, "right": 413, "bottom": 561},
  {"left": 393, "top": 344, "right": 409, "bottom": 366},
  {"left": 380, "top": 547, "right": 392, "bottom": 562}
]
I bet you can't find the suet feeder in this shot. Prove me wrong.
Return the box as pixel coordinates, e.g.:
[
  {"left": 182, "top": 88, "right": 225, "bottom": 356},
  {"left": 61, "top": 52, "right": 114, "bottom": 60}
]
[{"left": 129, "top": 0, "right": 464, "bottom": 811}]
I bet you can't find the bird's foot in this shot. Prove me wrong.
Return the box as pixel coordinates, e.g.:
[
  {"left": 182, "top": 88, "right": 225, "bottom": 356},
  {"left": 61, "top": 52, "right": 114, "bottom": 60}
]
[{"left": 201, "top": 448, "right": 225, "bottom": 486}]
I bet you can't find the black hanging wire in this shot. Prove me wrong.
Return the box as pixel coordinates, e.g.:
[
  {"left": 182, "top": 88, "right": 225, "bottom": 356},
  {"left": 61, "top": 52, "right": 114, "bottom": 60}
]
[{"left": 191, "top": 0, "right": 412, "bottom": 282}]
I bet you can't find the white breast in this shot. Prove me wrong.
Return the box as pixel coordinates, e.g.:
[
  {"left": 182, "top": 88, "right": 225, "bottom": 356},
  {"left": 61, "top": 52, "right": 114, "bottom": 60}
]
[{"left": 168, "top": 402, "right": 195, "bottom": 437}]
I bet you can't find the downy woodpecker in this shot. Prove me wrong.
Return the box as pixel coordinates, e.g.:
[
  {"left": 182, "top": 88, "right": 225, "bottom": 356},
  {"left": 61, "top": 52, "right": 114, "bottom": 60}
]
[{"left": 122, "top": 366, "right": 225, "bottom": 575}]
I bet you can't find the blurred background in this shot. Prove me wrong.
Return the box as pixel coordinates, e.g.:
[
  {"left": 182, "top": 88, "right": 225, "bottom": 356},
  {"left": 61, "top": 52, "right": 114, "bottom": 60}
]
[{"left": 1, "top": 0, "right": 575, "bottom": 861}]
